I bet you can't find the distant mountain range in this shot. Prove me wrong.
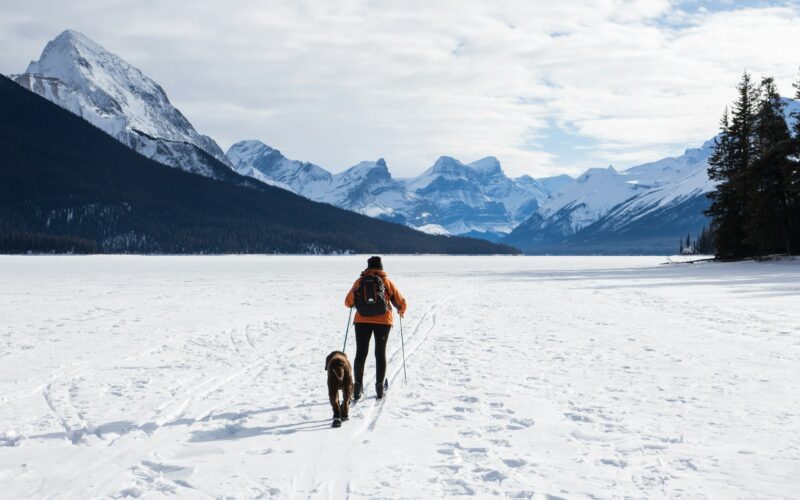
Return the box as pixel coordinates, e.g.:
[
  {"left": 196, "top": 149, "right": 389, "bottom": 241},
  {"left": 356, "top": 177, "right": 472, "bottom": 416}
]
[
  {"left": 11, "top": 30, "right": 553, "bottom": 241},
  {"left": 228, "top": 141, "right": 552, "bottom": 239},
  {"left": 504, "top": 97, "right": 800, "bottom": 253},
  {"left": 504, "top": 141, "right": 718, "bottom": 253},
  {"left": 0, "top": 74, "right": 517, "bottom": 255},
  {"left": 11, "top": 29, "right": 782, "bottom": 254}
]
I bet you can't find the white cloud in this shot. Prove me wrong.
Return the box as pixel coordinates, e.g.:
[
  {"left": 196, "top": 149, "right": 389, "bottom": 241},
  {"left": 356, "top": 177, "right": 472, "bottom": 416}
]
[{"left": 2, "top": 0, "right": 800, "bottom": 178}]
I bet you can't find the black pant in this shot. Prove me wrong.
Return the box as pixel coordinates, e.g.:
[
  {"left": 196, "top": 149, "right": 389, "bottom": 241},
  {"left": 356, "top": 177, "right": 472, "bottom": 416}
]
[{"left": 354, "top": 323, "right": 391, "bottom": 386}]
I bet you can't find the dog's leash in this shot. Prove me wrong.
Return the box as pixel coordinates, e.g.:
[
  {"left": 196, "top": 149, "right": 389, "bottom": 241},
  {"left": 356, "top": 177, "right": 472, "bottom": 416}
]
[{"left": 342, "top": 306, "right": 353, "bottom": 352}]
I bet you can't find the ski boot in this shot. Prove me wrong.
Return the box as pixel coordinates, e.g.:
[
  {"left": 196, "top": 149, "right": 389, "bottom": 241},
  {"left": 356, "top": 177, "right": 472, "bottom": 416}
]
[
  {"left": 352, "top": 382, "right": 363, "bottom": 402},
  {"left": 376, "top": 379, "right": 388, "bottom": 399}
]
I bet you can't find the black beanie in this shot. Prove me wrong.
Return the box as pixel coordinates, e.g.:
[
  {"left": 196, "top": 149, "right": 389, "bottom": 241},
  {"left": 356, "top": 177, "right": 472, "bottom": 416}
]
[{"left": 367, "top": 256, "right": 383, "bottom": 270}]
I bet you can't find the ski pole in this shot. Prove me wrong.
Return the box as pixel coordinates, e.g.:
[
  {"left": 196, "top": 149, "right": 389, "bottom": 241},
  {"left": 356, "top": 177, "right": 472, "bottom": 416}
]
[
  {"left": 399, "top": 314, "right": 407, "bottom": 383},
  {"left": 342, "top": 307, "right": 354, "bottom": 352}
]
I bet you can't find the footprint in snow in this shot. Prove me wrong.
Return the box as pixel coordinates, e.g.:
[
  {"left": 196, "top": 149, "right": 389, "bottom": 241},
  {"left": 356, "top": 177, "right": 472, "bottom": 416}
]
[
  {"left": 502, "top": 458, "right": 526, "bottom": 468},
  {"left": 453, "top": 406, "right": 475, "bottom": 413},
  {"left": 565, "top": 412, "right": 593, "bottom": 423},
  {"left": 599, "top": 458, "right": 627, "bottom": 468},
  {"left": 478, "top": 468, "right": 506, "bottom": 482},
  {"left": 127, "top": 460, "right": 195, "bottom": 494},
  {"left": 458, "top": 430, "right": 481, "bottom": 437},
  {"left": 506, "top": 417, "right": 534, "bottom": 430}
]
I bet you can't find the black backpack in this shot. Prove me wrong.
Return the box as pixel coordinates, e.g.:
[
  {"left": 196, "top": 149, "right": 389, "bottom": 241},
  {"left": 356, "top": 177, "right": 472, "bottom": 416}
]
[{"left": 354, "top": 274, "right": 388, "bottom": 316}]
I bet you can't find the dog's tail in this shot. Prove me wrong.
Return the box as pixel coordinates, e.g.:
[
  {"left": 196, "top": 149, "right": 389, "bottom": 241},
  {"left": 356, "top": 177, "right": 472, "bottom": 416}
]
[{"left": 333, "top": 361, "right": 345, "bottom": 382}]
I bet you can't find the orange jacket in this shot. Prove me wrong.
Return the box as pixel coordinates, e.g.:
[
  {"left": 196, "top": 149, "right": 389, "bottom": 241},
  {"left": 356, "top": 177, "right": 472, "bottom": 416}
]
[{"left": 345, "top": 269, "right": 407, "bottom": 325}]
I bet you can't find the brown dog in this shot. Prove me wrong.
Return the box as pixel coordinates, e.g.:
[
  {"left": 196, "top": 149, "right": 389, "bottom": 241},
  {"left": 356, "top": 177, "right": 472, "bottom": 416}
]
[{"left": 325, "top": 351, "right": 353, "bottom": 428}]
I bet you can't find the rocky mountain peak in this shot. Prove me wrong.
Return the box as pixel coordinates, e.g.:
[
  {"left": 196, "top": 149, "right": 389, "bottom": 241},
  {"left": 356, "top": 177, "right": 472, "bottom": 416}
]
[
  {"left": 469, "top": 156, "right": 503, "bottom": 176},
  {"left": 17, "top": 29, "right": 233, "bottom": 169}
]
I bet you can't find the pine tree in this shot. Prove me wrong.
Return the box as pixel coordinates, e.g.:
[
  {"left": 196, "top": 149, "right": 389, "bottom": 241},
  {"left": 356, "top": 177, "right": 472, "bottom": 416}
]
[
  {"left": 706, "top": 107, "right": 734, "bottom": 258},
  {"left": 786, "top": 73, "right": 800, "bottom": 253},
  {"left": 695, "top": 226, "right": 715, "bottom": 254},
  {"left": 747, "top": 77, "right": 794, "bottom": 255},
  {"left": 706, "top": 72, "right": 758, "bottom": 259}
]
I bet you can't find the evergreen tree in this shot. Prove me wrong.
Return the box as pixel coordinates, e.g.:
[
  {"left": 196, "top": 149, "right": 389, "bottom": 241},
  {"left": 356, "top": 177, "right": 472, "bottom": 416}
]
[
  {"left": 706, "top": 72, "right": 758, "bottom": 259},
  {"left": 747, "top": 77, "right": 794, "bottom": 255},
  {"left": 695, "top": 226, "right": 715, "bottom": 254},
  {"left": 787, "top": 73, "right": 800, "bottom": 252}
]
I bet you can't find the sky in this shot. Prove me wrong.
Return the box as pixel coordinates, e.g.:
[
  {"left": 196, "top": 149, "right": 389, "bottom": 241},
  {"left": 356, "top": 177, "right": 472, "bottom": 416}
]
[{"left": 3, "top": 0, "right": 800, "bottom": 178}]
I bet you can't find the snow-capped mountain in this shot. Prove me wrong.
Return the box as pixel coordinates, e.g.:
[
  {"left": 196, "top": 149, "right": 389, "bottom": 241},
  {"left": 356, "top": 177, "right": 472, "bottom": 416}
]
[
  {"left": 227, "top": 141, "right": 552, "bottom": 235},
  {"left": 401, "top": 156, "right": 546, "bottom": 235},
  {"left": 227, "top": 141, "right": 416, "bottom": 223},
  {"left": 588, "top": 142, "right": 716, "bottom": 232},
  {"left": 507, "top": 97, "right": 800, "bottom": 253},
  {"left": 227, "top": 140, "right": 330, "bottom": 194},
  {"left": 9, "top": 29, "right": 751, "bottom": 253},
  {"left": 403, "top": 156, "right": 507, "bottom": 234},
  {"left": 11, "top": 30, "right": 233, "bottom": 178},
  {"left": 324, "top": 159, "right": 413, "bottom": 222},
  {"left": 535, "top": 174, "right": 574, "bottom": 195},
  {"left": 504, "top": 139, "right": 717, "bottom": 252}
]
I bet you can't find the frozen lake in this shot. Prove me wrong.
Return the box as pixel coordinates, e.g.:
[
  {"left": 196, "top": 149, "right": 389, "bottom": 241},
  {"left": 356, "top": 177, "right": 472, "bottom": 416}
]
[{"left": 1, "top": 255, "right": 799, "bottom": 498}]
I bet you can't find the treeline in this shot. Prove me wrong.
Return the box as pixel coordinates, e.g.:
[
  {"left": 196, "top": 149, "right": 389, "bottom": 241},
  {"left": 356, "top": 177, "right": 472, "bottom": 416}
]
[
  {"left": 0, "top": 231, "right": 97, "bottom": 254},
  {"left": 679, "top": 226, "right": 714, "bottom": 255},
  {"left": 706, "top": 72, "right": 800, "bottom": 259}
]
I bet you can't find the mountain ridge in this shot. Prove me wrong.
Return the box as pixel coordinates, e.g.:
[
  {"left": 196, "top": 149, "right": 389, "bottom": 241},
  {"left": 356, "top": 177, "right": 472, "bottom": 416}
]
[
  {"left": 6, "top": 29, "right": 747, "bottom": 255},
  {"left": 4, "top": 30, "right": 561, "bottom": 242},
  {"left": 227, "top": 140, "right": 552, "bottom": 236},
  {"left": 12, "top": 29, "right": 234, "bottom": 178},
  {"left": 504, "top": 97, "right": 800, "bottom": 254},
  {"left": 0, "top": 74, "right": 519, "bottom": 255},
  {"left": 503, "top": 140, "right": 718, "bottom": 253}
]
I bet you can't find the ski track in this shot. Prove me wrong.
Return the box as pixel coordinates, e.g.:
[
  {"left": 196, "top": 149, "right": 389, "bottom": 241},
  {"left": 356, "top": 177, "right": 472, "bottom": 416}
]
[
  {"left": 0, "top": 255, "right": 799, "bottom": 499},
  {"left": 292, "top": 302, "right": 441, "bottom": 498}
]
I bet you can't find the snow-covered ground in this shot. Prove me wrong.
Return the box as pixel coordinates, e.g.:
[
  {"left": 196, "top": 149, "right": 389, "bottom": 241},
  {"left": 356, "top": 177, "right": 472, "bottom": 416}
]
[{"left": 1, "top": 256, "right": 798, "bottom": 499}]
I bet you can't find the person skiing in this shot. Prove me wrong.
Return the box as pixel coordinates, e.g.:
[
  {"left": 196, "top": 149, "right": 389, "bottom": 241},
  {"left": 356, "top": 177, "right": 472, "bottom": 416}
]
[{"left": 345, "top": 256, "right": 407, "bottom": 400}]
